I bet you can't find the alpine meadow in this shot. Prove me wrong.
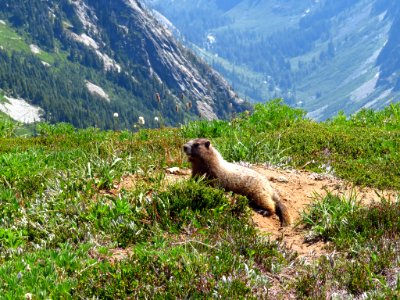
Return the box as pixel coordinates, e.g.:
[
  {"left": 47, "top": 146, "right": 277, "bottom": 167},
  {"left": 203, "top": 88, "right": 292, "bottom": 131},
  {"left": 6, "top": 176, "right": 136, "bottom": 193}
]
[
  {"left": 1, "top": 100, "right": 400, "bottom": 298},
  {"left": 1, "top": 0, "right": 400, "bottom": 299}
]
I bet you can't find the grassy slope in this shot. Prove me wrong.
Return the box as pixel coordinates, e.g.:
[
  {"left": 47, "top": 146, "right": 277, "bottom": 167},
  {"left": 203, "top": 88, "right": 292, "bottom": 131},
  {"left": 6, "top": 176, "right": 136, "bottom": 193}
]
[
  {"left": 0, "top": 21, "right": 60, "bottom": 64},
  {"left": 0, "top": 21, "right": 30, "bottom": 52},
  {"left": 0, "top": 101, "right": 399, "bottom": 298}
]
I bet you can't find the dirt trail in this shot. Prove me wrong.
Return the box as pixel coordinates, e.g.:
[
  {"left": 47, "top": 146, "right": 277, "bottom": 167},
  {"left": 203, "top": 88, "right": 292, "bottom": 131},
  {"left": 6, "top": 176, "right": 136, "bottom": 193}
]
[{"left": 117, "top": 166, "right": 397, "bottom": 258}]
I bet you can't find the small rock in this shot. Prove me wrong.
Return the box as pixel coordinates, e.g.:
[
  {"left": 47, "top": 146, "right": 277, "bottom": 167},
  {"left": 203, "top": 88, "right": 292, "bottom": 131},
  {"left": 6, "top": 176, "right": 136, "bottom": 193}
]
[
  {"left": 166, "top": 167, "right": 180, "bottom": 174},
  {"left": 276, "top": 176, "right": 289, "bottom": 183},
  {"left": 165, "top": 167, "right": 191, "bottom": 175},
  {"left": 309, "top": 173, "right": 325, "bottom": 181},
  {"left": 269, "top": 176, "right": 289, "bottom": 183}
]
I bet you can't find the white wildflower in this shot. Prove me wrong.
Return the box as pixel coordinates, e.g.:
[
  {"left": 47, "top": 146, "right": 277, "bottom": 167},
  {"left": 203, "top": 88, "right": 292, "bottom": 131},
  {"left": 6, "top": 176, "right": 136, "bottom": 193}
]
[
  {"left": 154, "top": 116, "right": 159, "bottom": 122},
  {"left": 138, "top": 116, "right": 145, "bottom": 125},
  {"left": 113, "top": 112, "right": 119, "bottom": 118},
  {"left": 25, "top": 293, "right": 33, "bottom": 300}
]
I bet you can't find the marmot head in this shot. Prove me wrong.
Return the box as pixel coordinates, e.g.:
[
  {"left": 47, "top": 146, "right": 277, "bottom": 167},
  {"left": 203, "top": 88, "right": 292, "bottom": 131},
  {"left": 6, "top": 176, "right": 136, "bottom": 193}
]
[{"left": 183, "top": 138, "right": 212, "bottom": 162}]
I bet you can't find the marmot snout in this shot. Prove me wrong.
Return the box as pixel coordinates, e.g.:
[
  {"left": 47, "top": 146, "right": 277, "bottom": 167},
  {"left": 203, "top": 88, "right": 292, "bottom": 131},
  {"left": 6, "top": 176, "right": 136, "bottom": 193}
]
[{"left": 183, "top": 138, "right": 291, "bottom": 226}]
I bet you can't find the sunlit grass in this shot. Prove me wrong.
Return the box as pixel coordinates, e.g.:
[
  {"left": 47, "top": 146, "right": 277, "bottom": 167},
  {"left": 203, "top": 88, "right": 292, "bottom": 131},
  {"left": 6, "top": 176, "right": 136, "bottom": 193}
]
[{"left": 0, "top": 100, "right": 399, "bottom": 298}]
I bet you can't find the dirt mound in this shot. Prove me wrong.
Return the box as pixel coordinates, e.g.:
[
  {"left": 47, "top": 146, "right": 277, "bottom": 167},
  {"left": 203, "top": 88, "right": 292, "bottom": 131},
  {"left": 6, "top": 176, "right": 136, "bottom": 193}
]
[
  {"left": 118, "top": 166, "right": 397, "bottom": 258},
  {"left": 250, "top": 166, "right": 397, "bottom": 257}
]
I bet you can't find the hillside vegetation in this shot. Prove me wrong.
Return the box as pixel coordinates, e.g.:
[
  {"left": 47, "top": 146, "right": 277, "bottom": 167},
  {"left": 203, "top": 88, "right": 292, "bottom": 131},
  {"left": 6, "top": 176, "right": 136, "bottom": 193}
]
[
  {"left": 0, "top": 100, "right": 399, "bottom": 298},
  {"left": 0, "top": 0, "right": 247, "bottom": 129}
]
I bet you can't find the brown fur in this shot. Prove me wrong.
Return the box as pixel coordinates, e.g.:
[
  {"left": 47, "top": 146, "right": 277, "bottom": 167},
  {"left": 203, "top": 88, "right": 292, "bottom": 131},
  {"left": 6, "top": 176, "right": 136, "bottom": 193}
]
[{"left": 183, "top": 138, "right": 291, "bottom": 226}]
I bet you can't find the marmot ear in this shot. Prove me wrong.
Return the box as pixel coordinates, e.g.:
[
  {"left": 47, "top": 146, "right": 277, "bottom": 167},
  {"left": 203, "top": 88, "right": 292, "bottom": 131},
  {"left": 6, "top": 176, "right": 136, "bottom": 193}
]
[{"left": 205, "top": 140, "right": 210, "bottom": 148}]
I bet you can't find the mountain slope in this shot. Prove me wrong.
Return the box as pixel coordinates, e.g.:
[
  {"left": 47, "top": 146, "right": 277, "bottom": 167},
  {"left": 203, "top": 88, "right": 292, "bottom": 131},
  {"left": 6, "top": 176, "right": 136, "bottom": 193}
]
[
  {"left": 146, "top": 0, "right": 400, "bottom": 119},
  {"left": 0, "top": 0, "right": 248, "bottom": 129}
]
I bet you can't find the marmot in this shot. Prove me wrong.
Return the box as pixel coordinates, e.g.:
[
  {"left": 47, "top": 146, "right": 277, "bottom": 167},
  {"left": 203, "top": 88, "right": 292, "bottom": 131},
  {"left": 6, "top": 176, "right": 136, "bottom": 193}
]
[{"left": 183, "top": 138, "right": 291, "bottom": 226}]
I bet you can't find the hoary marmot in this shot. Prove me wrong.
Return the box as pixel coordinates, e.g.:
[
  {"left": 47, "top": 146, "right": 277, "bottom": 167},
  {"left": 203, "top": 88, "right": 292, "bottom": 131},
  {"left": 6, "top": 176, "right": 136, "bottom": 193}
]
[{"left": 183, "top": 138, "right": 291, "bottom": 226}]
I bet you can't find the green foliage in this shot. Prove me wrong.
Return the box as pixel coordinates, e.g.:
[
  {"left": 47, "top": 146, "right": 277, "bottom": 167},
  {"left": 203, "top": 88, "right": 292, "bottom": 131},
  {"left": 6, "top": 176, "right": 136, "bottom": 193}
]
[
  {"left": 182, "top": 119, "right": 233, "bottom": 138},
  {"left": 245, "top": 99, "right": 306, "bottom": 132},
  {"left": 74, "top": 180, "right": 290, "bottom": 298},
  {"left": 0, "top": 117, "right": 18, "bottom": 138},
  {"left": 36, "top": 122, "right": 75, "bottom": 136},
  {"left": 0, "top": 101, "right": 399, "bottom": 298},
  {"left": 215, "top": 134, "right": 290, "bottom": 166},
  {"left": 183, "top": 99, "right": 400, "bottom": 189},
  {"left": 301, "top": 191, "right": 361, "bottom": 244},
  {"left": 295, "top": 192, "right": 400, "bottom": 298},
  {"left": 302, "top": 192, "right": 400, "bottom": 248},
  {"left": 0, "top": 244, "right": 92, "bottom": 298},
  {"left": 279, "top": 122, "right": 400, "bottom": 189},
  {"left": 329, "top": 102, "right": 400, "bottom": 130},
  {"left": 0, "top": 123, "right": 296, "bottom": 298}
]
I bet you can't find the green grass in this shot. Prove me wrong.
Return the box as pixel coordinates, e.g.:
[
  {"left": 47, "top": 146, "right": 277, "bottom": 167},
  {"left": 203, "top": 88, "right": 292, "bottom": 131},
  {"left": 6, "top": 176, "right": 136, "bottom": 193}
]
[
  {"left": 0, "top": 100, "right": 399, "bottom": 298},
  {"left": 183, "top": 99, "right": 400, "bottom": 189},
  {"left": 295, "top": 192, "right": 400, "bottom": 298},
  {"left": 0, "top": 89, "right": 5, "bottom": 101},
  {"left": 0, "top": 21, "right": 30, "bottom": 53},
  {"left": 0, "top": 21, "right": 63, "bottom": 65}
]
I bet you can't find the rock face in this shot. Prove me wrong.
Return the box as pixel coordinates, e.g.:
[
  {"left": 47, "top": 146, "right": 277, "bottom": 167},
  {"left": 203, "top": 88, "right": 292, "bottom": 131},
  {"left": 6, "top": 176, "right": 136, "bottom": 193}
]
[
  {"left": 119, "top": 0, "right": 247, "bottom": 119},
  {"left": 0, "top": 0, "right": 249, "bottom": 128}
]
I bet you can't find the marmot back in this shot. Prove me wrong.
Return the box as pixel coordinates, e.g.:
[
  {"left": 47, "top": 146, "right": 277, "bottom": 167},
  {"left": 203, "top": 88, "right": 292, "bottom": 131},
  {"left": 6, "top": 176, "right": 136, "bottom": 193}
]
[{"left": 183, "top": 138, "right": 291, "bottom": 226}]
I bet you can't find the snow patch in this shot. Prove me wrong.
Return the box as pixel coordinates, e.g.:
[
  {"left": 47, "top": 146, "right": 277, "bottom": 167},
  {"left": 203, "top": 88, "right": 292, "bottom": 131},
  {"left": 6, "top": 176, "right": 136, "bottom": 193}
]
[
  {"left": 85, "top": 81, "right": 110, "bottom": 102},
  {"left": 41, "top": 61, "right": 51, "bottom": 67},
  {"left": 0, "top": 96, "right": 43, "bottom": 123},
  {"left": 302, "top": 8, "right": 311, "bottom": 17},
  {"left": 0, "top": 20, "right": 6, "bottom": 25},
  {"left": 30, "top": 44, "right": 41, "bottom": 54},
  {"left": 343, "top": 48, "right": 382, "bottom": 86}
]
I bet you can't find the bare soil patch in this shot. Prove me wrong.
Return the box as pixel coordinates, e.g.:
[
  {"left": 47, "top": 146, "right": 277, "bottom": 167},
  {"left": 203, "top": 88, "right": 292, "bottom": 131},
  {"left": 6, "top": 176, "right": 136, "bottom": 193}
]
[
  {"left": 252, "top": 166, "right": 397, "bottom": 257},
  {"left": 117, "top": 166, "right": 397, "bottom": 258}
]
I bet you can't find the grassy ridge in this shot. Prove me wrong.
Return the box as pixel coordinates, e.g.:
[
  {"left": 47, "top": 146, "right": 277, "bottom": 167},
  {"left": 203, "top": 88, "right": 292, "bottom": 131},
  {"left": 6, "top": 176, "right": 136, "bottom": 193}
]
[{"left": 0, "top": 100, "right": 399, "bottom": 298}]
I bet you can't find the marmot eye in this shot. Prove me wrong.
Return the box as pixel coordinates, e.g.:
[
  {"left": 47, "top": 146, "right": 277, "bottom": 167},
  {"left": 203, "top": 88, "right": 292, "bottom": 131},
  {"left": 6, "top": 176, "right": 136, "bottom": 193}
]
[{"left": 193, "top": 143, "right": 199, "bottom": 147}]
